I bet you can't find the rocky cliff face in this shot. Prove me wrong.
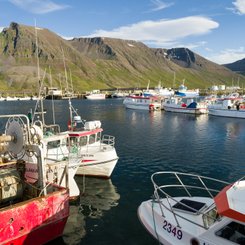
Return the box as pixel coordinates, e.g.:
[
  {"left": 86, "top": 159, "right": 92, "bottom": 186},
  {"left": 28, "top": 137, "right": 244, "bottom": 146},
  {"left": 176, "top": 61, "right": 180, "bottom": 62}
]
[
  {"left": 0, "top": 22, "right": 244, "bottom": 92},
  {"left": 224, "top": 58, "right": 245, "bottom": 75},
  {"left": 69, "top": 37, "right": 116, "bottom": 60}
]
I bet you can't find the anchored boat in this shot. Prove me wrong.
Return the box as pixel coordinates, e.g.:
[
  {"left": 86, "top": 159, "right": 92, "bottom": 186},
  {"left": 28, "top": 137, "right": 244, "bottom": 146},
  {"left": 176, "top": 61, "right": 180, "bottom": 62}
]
[
  {"left": 0, "top": 114, "right": 69, "bottom": 244},
  {"left": 67, "top": 100, "right": 119, "bottom": 178},
  {"left": 138, "top": 171, "right": 245, "bottom": 245},
  {"left": 123, "top": 95, "right": 162, "bottom": 111},
  {"left": 162, "top": 96, "right": 208, "bottom": 114}
]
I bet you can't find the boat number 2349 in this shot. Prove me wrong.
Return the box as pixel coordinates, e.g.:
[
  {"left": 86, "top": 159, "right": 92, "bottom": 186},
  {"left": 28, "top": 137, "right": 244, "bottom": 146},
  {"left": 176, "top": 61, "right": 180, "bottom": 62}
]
[{"left": 163, "top": 220, "right": 183, "bottom": 240}]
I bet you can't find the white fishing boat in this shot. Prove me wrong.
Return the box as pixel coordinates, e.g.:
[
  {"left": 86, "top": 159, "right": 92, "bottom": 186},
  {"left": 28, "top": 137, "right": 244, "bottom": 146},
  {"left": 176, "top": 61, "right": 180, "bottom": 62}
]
[
  {"left": 175, "top": 83, "right": 199, "bottom": 97},
  {"left": 23, "top": 119, "right": 81, "bottom": 198},
  {"left": 85, "top": 90, "right": 106, "bottom": 100},
  {"left": 162, "top": 96, "right": 208, "bottom": 114},
  {"left": 155, "top": 82, "right": 175, "bottom": 97},
  {"left": 67, "top": 100, "right": 119, "bottom": 178},
  {"left": 208, "top": 96, "right": 245, "bottom": 118},
  {"left": 123, "top": 95, "right": 162, "bottom": 111},
  {"left": 45, "top": 87, "right": 63, "bottom": 100},
  {"left": 138, "top": 171, "right": 245, "bottom": 245}
]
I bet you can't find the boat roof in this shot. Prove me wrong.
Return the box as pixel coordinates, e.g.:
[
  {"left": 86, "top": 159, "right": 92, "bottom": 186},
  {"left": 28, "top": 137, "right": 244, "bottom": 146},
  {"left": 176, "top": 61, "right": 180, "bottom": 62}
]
[
  {"left": 43, "top": 131, "right": 69, "bottom": 142},
  {"left": 68, "top": 128, "right": 103, "bottom": 137}
]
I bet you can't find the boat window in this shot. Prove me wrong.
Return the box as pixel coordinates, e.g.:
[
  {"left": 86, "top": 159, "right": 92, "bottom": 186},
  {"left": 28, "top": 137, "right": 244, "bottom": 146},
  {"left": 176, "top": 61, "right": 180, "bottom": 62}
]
[
  {"left": 47, "top": 140, "right": 60, "bottom": 149},
  {"left": 216, "top": 221, "right": 245, "bottom": 244},
  {"left": 79, "top": 136, "right": 87, "bottom": 146},
  {"left": 97, "top": 132, "right": 101, "bottom": 141},
  {"left": 172, "top": 199, "right": 206, "bottom": 214},
  {"left": 203, "top": 207, "right": 219, "bottom": 228},
  {"left": 89, "top": 134, "right": 96, "bottom": 144}
]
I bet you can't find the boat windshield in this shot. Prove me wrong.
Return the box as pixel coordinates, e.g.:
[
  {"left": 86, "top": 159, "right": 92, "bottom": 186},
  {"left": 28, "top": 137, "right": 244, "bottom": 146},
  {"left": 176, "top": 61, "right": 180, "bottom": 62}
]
[
  {"left": 202, "top": 207, "right": 219, "bottom": 228},
  {"left": 215, "top": 221, "right": 245, "bottom": 244}
]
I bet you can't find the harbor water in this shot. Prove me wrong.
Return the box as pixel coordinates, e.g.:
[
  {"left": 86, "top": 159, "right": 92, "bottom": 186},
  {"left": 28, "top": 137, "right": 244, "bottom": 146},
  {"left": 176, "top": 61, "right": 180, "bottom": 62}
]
[{"left": 1, "top": 99, "right": 245, "bottom": 245}]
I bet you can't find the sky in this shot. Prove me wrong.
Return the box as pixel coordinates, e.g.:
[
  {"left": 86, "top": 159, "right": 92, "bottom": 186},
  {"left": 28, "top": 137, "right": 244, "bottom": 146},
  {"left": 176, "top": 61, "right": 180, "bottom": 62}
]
[{"left": 1, "top": 0, "right": 245, "bottom": 64}]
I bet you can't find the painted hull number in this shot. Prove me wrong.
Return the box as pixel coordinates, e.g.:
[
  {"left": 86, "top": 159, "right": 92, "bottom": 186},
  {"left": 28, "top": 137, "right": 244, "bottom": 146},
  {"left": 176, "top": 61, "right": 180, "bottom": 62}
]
[{"left": 163, "top": 220, "right": 183, "bottom": 240}]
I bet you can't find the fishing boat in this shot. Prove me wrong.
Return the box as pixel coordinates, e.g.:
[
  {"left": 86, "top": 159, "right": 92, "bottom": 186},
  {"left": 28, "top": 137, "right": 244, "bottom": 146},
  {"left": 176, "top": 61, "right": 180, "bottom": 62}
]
[
  {"left": 123, "top": 95, "right": 162, "bottom": 111},
  {"left": 85, "top": 90, "right": 106, "bottom": 100},
  {"left": 67, "top": 100, "right": 119, "bottom": 178},
  {"left": 162, "top": 96, "right": 208, "bottom": 114},
  {"left": 175, "top": 83, "right": 199, "bottom": 97},
  {"left": 45, "top": 87, "right": 63, "bottom": 100},
  {"left": 138, "top": 171, "right": 245, "bottom": 245},
  {"left": 155, "top": 82, "right": 175, "bottom": 97},
  {"left": 0, "top": 114, "right": 69, "bottom": 244},
  {"left": 208, "top": 96, "right": 245, "bottom": 118},
  {"left": 23, "top": 120, "right": 81, "bottom": 198}
]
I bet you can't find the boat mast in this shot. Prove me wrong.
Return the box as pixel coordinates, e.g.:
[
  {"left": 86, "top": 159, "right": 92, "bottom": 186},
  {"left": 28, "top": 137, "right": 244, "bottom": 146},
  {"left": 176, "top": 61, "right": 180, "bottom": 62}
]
[
  {"left": 62, "top": 47, "right": 68, "bottom": 97},
  {"left": 49, "top": 66, "right": 56, "bottom": 124},
  {"left": 34, "top": 20, "right": 45, "bottom": 125}
]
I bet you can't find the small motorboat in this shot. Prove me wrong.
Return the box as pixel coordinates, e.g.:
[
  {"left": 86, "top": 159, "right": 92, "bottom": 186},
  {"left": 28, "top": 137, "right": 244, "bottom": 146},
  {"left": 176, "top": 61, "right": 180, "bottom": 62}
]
[{"left": 138, "top": 171, "right": 245, "bottom": 245}]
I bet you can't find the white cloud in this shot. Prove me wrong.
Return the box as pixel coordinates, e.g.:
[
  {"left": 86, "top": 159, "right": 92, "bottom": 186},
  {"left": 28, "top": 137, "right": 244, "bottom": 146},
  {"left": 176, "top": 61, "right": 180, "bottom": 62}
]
[
  {"left": 206, "top": 47, "right": 245, "bottom": 64},
  {"left": 0, "top": 27, "right": 4, "bottom": 33},
  {"left": 60, "top": 35, "right": 74, "bottom": 40},
  {"left": 150, "top": 0, "right": 174, "bottom": 12},
  {"left": 86, "top": 16, "right": 219, "bottom": 48},
  {"left": 9, "top": 0, "right": 70, "bottom": 14},
  {"left": 232, "top": 0, "right": 245, "bottom": 14}
]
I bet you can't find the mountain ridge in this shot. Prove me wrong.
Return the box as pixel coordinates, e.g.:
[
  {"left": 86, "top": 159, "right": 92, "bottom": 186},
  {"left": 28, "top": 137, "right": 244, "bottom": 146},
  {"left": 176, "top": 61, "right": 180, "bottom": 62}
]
[{"left": 0, "top": 22, "right": 244, "bottom": 93}]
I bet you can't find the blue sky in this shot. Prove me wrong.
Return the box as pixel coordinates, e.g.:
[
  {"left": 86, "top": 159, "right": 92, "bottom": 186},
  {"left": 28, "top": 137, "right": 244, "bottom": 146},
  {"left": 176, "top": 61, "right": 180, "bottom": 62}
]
[{"left": 1, "top": 0, "right": 245, "bottom": 64}]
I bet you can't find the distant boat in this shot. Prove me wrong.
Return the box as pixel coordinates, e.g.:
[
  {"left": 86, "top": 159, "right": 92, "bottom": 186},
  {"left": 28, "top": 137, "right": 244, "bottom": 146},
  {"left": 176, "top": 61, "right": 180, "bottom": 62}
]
[
  {"left": 208, "top": 95, "right": 245, "bottom": 118},
  {"left": 138, "top": 171, "right": 245, "bottom": 245},
  {"left": 85, "top": 90, "right": 106, "bottom": 100},
  {"left": 155, "top": 82, "right": 175, "bottom": 97},
  {"left": 123, "top": 95, "right": 162, "bottom": 111},
  {"left": 111, "top": 90, "right": 127, "bottom": 98},
  {"left": 162, "top": 96, "right": 208, "bottom": 114},
  {"left": 175, "top": 82, "right": 199, "bottom": 97},
  {"left": 45, "top": 87, "right": 63, "bottom": 100}
]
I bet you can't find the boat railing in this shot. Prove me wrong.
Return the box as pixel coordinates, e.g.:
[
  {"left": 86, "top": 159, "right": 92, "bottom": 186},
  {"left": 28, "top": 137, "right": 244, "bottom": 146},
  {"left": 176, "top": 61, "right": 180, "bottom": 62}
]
[
  {"left": 151, "top": 171, "right": 230, "bottom": 229},
  {"left": 101, "top": 135, "right": 115, "bottom": 148}
]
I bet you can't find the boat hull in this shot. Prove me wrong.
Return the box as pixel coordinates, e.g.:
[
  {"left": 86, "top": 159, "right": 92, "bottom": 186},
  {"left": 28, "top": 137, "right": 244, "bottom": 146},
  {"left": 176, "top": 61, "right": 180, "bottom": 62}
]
[
  {"left": 208, "top": 108, "right": 245, "bottom": 118},
  {"left": 85, "top": 94, "right": 106, "bottom": 100},
  {"left": 76, "top": 157, "right": 119, "bottom": 178},
  {"left": 24, "top": 160, "right": 80, "bottom": 199},
  {"left": 0, "top": 187, "right": 69, "bottom": 245},
  {"left": 163, "top": 105, "right": 207, "bottom": 114}
]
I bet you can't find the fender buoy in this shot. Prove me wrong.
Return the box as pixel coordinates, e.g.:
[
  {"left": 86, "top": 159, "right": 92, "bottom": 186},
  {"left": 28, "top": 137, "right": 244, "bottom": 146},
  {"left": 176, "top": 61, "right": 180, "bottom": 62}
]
[{"left": 149, "top": 104, "right": 154, "bottom": 111}]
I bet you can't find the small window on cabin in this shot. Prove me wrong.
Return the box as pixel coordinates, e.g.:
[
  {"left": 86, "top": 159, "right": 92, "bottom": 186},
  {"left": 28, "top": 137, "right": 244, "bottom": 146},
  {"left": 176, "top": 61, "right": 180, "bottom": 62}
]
[
  {"left": 216, "top": 221, "right": 245, "bottom": 244},
  {"left": 202, "top": 207, "right": 219, "bottom": 228},
  {"left": 79, "top": 136, "right": 87, "bottom": 146},
  {"left": 70, "top": 137, "right": 78, "bottom": 146},
  {"left": 97, "top": 132, "right": 101, "bottom": 141},
  {"left": 47, "top": 140, "right": 60, "bottom": 149},
  {"left": 89, "top": 134, "right": 96, "bottom": 144}
]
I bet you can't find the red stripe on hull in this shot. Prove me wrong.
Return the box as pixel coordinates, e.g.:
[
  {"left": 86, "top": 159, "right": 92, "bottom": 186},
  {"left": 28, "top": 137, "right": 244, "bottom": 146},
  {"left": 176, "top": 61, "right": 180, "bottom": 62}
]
[{"left": 0, "top": 188, "right": 69, "bottom": 245}]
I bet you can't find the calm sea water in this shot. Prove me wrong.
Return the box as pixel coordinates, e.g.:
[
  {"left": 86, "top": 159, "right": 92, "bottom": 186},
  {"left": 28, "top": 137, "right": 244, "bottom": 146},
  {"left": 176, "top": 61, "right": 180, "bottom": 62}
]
[{"left": 1, "top": 99, "right": 245, "bottom": 245}]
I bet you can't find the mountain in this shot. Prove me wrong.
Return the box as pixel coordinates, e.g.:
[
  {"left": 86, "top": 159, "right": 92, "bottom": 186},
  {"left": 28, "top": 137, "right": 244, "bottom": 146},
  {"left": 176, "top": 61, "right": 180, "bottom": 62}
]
[
  {"left": 0, "top": 22, "right": 244, "bottom": 93},
  {"left": 223, "top": 58, "right": 245, "bottom": 76}
]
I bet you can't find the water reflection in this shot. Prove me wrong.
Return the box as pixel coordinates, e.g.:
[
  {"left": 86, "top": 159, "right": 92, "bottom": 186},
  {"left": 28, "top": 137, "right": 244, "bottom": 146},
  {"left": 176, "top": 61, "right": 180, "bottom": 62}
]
[
  {"left": 61, "top": 177, "right": 120, "bottom": 245},
  {"left": 78, "top": 177, "right": 120, "bottom": 219}
]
